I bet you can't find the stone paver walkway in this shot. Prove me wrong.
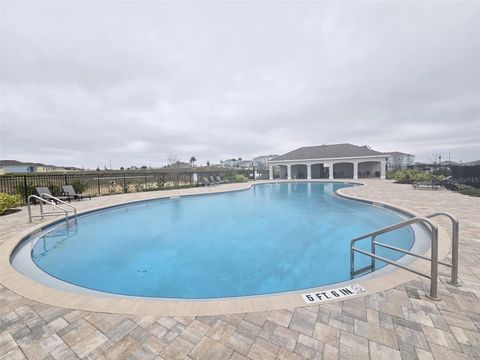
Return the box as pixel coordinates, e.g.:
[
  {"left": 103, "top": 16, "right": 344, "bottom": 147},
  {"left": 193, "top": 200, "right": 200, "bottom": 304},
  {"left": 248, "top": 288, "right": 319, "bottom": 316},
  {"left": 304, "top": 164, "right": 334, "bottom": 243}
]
[{"left": 0, "top": 180, "right": 479, "bottom": 359}]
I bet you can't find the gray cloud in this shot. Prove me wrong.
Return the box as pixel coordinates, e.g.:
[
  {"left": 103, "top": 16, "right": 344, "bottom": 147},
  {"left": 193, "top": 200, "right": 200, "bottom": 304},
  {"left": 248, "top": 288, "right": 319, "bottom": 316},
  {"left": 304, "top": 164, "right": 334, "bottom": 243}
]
[{"left": 1, "top": 1, "right": 479, "bottom": 168}]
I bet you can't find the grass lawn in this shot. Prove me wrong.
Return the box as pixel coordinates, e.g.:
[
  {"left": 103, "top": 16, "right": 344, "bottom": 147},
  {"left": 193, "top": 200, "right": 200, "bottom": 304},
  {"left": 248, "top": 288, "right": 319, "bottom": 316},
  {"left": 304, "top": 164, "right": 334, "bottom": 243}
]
[{"left": 456, "top": 184, "right": 480, "bottom": 197}]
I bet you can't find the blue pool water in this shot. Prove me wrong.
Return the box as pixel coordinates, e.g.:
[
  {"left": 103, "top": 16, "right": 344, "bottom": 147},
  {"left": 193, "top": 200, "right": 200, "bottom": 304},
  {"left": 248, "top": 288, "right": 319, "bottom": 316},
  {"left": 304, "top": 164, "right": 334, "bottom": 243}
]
[{"left": 31, "top": 182, "right": 415, "bottom": 299}]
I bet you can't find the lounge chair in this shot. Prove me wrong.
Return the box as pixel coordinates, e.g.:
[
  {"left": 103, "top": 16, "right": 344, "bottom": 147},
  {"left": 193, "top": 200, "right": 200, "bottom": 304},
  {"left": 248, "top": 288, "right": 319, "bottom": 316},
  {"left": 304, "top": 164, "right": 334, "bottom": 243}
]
[
  {"left": 432, "top": 176, "right": 452, "bottom": 187},
  {"left": 62, "top": 185, "right": 92, "bottom": 200},
  {"left": 412, "top": 181, "right": 439, "bottom": 190},
  {"left": 210, "top": 176, "right": 220, "bottom": 185},
  {"left": 35, "top": 187, "right": 71, "bottom": 203},
  {"left": 215, "top": 176, "right": 224, "bottom": 184},
  {"left": 202, "top": 177, "right": 212, "bottom": 186}
]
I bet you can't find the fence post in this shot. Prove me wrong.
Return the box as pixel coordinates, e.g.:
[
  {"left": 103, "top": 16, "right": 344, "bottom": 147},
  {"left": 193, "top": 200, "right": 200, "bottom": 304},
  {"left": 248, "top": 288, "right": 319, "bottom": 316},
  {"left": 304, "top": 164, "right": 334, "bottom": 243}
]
[
  {"left": 23, "top": 176, "right": 28, "bottom": 204},
  {"left": 97, "top": 177, "right": 101, "bottom": 195},
  {"left": 64, "top": 173, "right": 68, "bottom": 185},
  {"left": 123, "top": 173, "right": 127, "bottom": 193},
  {"left": 144, "top": 173, "right": 147, "bottom": 187}
]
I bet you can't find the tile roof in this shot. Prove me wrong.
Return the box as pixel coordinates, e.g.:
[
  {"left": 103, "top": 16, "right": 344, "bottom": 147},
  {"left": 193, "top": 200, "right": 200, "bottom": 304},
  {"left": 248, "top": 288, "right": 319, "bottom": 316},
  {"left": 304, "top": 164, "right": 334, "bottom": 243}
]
[{"left": 271, "top": 143, "right": 385, "bottom": 161}]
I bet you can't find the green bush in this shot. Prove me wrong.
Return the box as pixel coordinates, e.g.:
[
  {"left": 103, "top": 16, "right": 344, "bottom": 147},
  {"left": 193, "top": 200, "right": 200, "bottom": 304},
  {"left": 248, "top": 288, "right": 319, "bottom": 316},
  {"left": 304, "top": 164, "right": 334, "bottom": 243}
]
[
  {"left": 392, "top": 169, "right": 443, "bottom": 183},
  {"left": 17, "top": 183, "right": 37, "bottom": 198},
  {"left": 224, "top": 169, "right": 236, "bottom": 182},
  {"left": 234, "top": 174, "right": 249, "bottom": 182},
  {"left": 0, "top": 193, "right": 22, "bottom": 215},
  {"left": 46, "top": 183, "right": 62, "bottom": 196},
  {"left": 70, "top": 180, "right": 88, "bottom": 194},
  {"left": 223, "top": 170, "right": 249, "bottom": 183},
  {"left": 456, "top": 185, "right": 480, "bottom": 197}
]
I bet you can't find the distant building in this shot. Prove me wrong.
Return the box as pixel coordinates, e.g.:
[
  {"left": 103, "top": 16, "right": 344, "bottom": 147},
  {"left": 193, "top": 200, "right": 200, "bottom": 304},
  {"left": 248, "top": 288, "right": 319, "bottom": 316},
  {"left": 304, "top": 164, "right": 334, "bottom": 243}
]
[
  {"left": 36, "top": 164, "right": 61, "bottom": 172},
  {"left": 166, "top": 161, "right": 191, "bottom": 169},
  {"left": 466, "top": 160, "right": 480, "bottom": 166},
  {"left": 253, "top": 155, "right": 278, "bottom": 169},
  {"left": 384, "top": 152, "right": 415, "bottom": 171},
  {"left": 0, "top": 160, "right": 74, "bottom": 174},
  {"left": 236, "top": 160, "right": 253, "bottom": 169},
  {"left": 0, "top": 160, "right": 36, "bottom": 174},
  {"left": 222, "top": 159, "right": 256, "bottom": 169},
  {"left": 221, "top": 159, "right": 238, "bottom": 168}
]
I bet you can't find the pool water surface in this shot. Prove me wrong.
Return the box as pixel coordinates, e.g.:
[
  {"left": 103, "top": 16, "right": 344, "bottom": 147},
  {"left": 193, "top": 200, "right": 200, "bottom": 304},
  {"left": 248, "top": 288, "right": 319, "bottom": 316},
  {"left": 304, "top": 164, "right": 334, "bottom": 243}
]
[{"left": 30, "top": 182, "right": 415, "bottom": 298}]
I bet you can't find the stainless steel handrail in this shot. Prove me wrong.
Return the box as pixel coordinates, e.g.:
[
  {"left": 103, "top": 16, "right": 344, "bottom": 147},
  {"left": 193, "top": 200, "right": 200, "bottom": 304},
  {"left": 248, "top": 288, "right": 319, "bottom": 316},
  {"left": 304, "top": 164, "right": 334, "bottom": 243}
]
[
  {"left": 39, "top": 193, "right": 77, "bottom": 223},
  {"left": 350, "top": 216, "right": 441, "bottom": 300},
  {"left": 27, "top": 195, "right": 77, "bottom": 226},
  {"left": 426, "top": 212, "right": 461, "bottom": 286}
]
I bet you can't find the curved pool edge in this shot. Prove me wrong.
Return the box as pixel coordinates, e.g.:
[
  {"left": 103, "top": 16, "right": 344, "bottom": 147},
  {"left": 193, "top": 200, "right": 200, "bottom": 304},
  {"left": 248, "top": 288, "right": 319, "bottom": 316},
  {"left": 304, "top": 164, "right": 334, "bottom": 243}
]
[{"left": 0, "top": 179, "right": 452, "bottom": 316}]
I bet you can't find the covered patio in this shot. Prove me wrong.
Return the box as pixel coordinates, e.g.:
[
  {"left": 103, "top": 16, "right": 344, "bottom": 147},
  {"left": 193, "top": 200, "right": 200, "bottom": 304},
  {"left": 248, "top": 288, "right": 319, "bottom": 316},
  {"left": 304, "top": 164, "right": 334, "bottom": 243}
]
[{"left": 268, "top": 143, "right": 388, "bottom": 180}]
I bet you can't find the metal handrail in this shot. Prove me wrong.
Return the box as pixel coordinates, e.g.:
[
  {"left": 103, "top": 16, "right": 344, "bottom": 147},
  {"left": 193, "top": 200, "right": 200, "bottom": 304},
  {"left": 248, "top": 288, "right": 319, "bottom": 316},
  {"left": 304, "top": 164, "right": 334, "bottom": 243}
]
[
  {"left": 39, "top": 193, "right": 77, "bottom": 222},
  {"left": 350, "top": 216, "right": 441, "bottom": 300},
  {"left": 27, "top": 195, "right": 77, "bottom": 226},
  {"left": 426, "top": 212, "right": 461, "bottom": 286}
]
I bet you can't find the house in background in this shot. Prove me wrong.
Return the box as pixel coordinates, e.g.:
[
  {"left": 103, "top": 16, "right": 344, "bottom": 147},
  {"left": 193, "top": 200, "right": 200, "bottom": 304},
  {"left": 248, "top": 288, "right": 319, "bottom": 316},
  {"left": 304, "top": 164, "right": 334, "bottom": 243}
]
[
  {"left": 221, "top": 159, "right": 237, "bottom": 168},
  {"left": 236, "top": 160, "right": 253, "bottom": 169},
  {"left": 268, "top": 143, "right": 389, "bottom": 180},
  {"left": 253, "top": 155, "right": 278, "bottom": 169},
  {"left": 0, "top": 160, "right": 36, "bottom": 174},
  {"left": 384, "top": 151, "right": 415, "bottom": 171},
  {"left": 0, "top": 160, "right": 76, "bottom": 174},
  {"left": 165, "top": 161, "right": 191, "bottom": 169},
  {"left": 221, "top": 159, "right": 254, "bottom": 169}
]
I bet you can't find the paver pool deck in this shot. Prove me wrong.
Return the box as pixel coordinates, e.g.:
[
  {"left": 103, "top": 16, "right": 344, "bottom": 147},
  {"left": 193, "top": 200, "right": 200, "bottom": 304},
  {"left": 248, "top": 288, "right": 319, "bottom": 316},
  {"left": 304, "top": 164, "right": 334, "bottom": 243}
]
[{"left": 0, "top": 179, "right": 479, "bottom": 359}]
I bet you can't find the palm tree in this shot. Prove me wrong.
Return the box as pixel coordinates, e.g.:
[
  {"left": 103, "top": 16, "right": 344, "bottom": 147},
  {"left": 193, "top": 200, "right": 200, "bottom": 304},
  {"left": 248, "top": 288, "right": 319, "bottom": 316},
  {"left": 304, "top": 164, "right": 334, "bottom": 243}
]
[{"left": 190, "top": 156, "right": 197, "bottom": 168}]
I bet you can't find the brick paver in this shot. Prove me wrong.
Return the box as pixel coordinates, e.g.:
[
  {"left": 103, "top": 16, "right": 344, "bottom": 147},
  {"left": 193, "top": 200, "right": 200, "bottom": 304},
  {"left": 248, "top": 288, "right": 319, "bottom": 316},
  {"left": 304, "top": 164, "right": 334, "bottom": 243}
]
[{"left": 0, "top": 180, "right": 478, "bottom": 359}]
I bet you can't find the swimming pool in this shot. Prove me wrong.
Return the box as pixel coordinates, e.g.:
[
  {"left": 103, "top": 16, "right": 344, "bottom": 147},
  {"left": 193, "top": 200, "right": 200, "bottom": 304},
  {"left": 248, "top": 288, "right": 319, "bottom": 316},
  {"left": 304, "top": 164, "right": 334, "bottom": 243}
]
[{"left": 15, "top": 182, "right": 416, "bottom": 299}]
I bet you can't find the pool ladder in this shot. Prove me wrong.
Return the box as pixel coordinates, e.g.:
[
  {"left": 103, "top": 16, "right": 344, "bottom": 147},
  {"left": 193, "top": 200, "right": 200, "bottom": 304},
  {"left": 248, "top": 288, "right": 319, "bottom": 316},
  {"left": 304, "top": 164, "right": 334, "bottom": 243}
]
[
  {"left": 350, "top": 212, "right": 460, "bottom": 301},
  {"left": 27, "top": 194, "right": 77, "bottom": 227}
]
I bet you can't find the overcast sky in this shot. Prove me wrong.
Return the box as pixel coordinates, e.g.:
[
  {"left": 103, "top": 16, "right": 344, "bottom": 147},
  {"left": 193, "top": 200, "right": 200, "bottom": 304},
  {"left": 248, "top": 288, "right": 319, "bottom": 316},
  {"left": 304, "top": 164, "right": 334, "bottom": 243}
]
[{"left": 1, "top": 1, "right": 479, "bottom": 169}]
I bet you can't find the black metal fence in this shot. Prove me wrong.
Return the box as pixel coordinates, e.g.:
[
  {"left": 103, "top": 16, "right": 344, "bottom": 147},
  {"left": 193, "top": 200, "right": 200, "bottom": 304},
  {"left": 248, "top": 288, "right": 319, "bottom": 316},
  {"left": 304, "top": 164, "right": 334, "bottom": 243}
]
[
  {"left": 450, "top": 165, "right": 480, "bottom": 188},
  {"left": 0, "top": 168, "right": 270, "bottom": 204}
]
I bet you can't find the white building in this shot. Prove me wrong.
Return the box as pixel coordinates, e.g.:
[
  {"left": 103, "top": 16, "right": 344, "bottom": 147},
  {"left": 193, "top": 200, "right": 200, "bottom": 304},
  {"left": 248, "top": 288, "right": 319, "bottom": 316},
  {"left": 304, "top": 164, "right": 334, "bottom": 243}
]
[
  {"left": 384, "top": 152, "right": 415, "bottom": 171},
  {"left": 253, "top": 155, "right": 278, "bottom": 169},
  {"left": 222, "top": 159, "right": 254, "bottom": 169},
  {"left": 0, "top": 160, "right": 70, "bottom": 174},
  {"left": 237, "top": 160, "right": 253, "bottom": 169},
  {"left": 222, "top": 159, "right": 237, "bottom": 168},
  {"left": 268, "top": 143, "right": 388, "bottom": 180}
]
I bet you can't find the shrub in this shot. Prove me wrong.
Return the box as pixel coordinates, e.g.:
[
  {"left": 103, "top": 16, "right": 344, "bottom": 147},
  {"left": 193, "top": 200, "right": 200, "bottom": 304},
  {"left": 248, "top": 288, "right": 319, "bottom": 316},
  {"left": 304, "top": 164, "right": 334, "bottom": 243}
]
[
  {"left": 223, "top": 170, "right": 248, "bottom": 183},
  {"left": 392, "top": 169, "right": 443, "bottom": 183},
  {"left": 224, "top": 169, "right": 236, "bottom": 182},
  {"left": 17, "top": 183, "right": 37, "bottom": 198},
  {"left": 0, "top": 193, "right": 22, "bottom": 215},
  {"left": 46, "top": 183, "right": 62, "bottom": 197},
  {"left": 456, "top": 185, "right": 480, "bottom": 197},
  {"left": 70, "top": 180, "right": 88, "bottom": 194},
  {"left": 235, "top": 174, "right": 249, "bottom": 182}
]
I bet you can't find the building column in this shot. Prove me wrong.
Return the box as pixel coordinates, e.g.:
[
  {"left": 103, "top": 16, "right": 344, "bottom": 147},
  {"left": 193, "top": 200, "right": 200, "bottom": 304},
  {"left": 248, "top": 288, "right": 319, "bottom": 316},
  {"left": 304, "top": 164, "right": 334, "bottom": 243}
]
[
  {"left": 269, "top": 165, "right": 273, "bottom": 180},
  {"left": 353, "top": 162, "right": 358, "bottom": 180},
  {"left": 307, "top": 164, "right": 311, "bottom": 180},
  {"left": 381, "top": 160, "right": 386, "bottom": 180},
  {"left": 328, "top": 163, "right": 334, "bottom": 179},
  {"left": 287, "top": 165, "right": 292, "bottom": 180}
]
